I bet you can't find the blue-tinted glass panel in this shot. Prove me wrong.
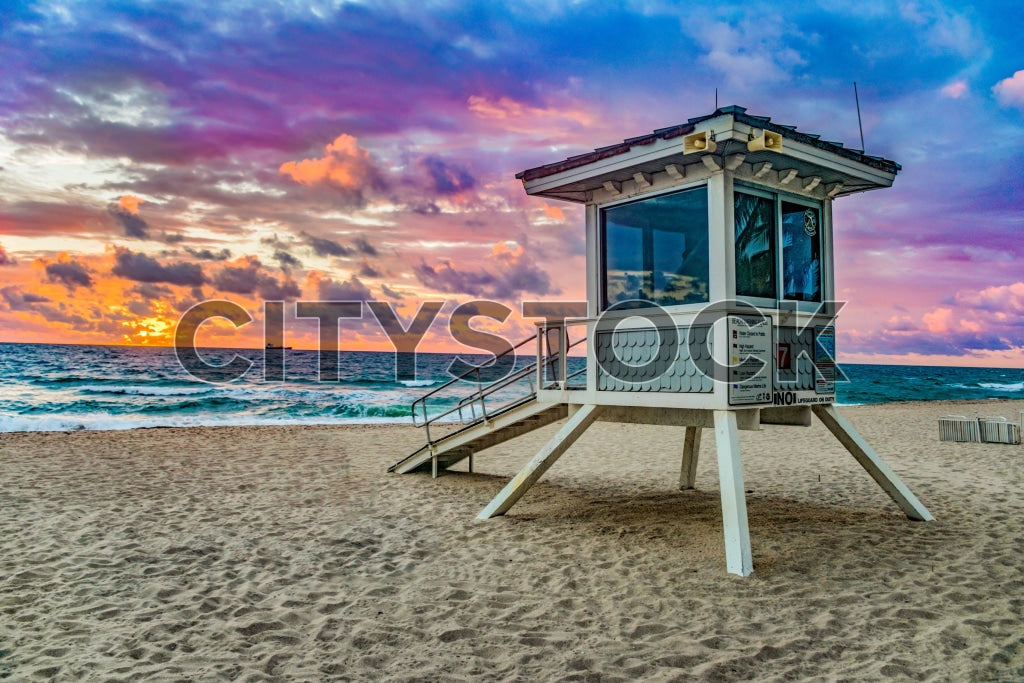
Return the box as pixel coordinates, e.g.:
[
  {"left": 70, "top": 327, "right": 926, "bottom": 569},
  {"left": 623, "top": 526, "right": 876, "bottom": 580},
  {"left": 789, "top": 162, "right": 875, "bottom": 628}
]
[
  {"left": 734, "top": 191, "right": 776, "bottom": 299},
  {"left": 604, "top": 223, "right": 645, "bottom": 302},
  {"left": 602, "top": 188, "right": 709, "bottom": 309},
  {"left": 781, "top": 202, "right": 821, "bottom": 302}
]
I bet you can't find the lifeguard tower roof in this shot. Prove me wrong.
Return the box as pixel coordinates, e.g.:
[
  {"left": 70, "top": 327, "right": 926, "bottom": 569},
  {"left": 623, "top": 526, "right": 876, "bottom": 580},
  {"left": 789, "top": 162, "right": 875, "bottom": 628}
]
[{"left": 516, "top": 105, "right": 900, "bottom": 203}]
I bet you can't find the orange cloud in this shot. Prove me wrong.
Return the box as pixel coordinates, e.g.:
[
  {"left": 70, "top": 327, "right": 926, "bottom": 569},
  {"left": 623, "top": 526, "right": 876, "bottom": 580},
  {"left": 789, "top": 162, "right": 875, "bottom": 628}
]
[
  {"left": 118, "top": 194, "right": 145, "bottom": 215},
  {"left": 279, "top": 134, "right": 379, "bottom": 189},
  {"left": 491, "top": 239, "right": 524, "bottom": 262},
  {"left": 542, "top": 204, "right": 564, "bottom": 221}
]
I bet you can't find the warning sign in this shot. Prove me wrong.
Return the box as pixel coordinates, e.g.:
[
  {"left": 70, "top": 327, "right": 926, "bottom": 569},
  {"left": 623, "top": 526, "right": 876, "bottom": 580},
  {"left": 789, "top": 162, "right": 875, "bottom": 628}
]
[{"left": 728, "top": 315, "right": 773, "bottom": 406}]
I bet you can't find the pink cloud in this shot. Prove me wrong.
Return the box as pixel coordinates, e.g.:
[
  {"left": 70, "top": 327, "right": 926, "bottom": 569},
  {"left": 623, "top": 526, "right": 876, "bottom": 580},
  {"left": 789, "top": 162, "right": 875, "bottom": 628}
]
[
  {"left": 922, "top": 307, "right": 954, "bottom": 333},
  {"left": 844, "top": 280, "right": 1024, "bottom": 360},
  {"left": 940, "top": 80, "right": 968, "bottom": 98},
  {"left": 954, "top": 281, "right": 1024, "bottom": 315},
  {"left": 468, "top": 95, "right": 594, "bottom": 134},
  {"left": 993, "top": 70, "right": 1024, "bottom": 107}
]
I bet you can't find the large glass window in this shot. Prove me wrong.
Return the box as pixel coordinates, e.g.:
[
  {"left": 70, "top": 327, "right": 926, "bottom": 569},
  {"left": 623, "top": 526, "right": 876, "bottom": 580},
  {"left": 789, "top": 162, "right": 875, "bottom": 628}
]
[
  {"left": 734, "top": 191, "right": 776, "bottom": 299},
  {"left": 781, "top": 201, "right": 821, "bottom": 302},
  {"left": 602, "top": 187, "right": 709, "bottom": 309}
]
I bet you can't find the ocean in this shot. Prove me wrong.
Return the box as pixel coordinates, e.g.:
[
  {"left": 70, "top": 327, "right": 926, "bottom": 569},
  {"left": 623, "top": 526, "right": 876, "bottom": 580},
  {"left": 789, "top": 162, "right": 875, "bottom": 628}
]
[{"left": 1, "top": 342, "right": 1022, "bottom": 433}]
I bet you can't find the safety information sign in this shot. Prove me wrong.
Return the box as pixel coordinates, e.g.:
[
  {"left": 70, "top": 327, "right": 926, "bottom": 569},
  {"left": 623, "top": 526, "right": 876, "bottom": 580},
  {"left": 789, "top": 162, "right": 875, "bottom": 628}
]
[{"left": 728, "top": 315, "right": 773, "bottom": 406}]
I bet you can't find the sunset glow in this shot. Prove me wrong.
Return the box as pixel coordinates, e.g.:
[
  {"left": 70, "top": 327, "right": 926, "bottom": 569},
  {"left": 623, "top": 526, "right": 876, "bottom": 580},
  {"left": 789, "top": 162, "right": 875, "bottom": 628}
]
[{"left": 1, "top": 1, "right": 1022, "bottom": 365}]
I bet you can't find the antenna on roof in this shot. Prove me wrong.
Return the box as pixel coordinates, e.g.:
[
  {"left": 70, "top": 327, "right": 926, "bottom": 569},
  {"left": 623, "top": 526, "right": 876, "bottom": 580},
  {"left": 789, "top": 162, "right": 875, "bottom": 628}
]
[
  {"left": 853, "top": 81, "right": 865, "bottom": 151},
  {"left": 715, "top": 88, "right": 718, "bottom": 110}
]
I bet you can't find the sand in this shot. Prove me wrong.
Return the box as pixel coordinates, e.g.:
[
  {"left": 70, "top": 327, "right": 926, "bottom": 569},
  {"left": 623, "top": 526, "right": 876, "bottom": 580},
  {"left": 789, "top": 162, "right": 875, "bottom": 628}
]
[{"left": 2, "top": 400, "right": 1024, "bottom": 681}]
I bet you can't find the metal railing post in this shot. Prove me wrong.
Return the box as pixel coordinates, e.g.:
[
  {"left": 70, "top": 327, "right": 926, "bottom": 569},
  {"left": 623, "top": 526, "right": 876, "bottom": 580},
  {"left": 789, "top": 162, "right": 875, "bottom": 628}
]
[
  {"left": 405, "top": 331, "right": 543, "bottom": 457},
  {"left": 423, "top": 401, "right": 432, "bottom": 447},
  {"left": 558, "top": 324, "right": 568, "bottom": 389},
  {"left": 536, "top": 323, "right": 544, "bottom": 391},
  {"left": 476, "top": 366, "right": 488, "bottom": 422}
]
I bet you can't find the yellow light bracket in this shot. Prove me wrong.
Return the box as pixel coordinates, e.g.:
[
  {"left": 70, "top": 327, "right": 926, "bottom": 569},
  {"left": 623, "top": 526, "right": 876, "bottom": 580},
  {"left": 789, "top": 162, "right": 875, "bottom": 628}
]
[{"left": 747, "top": 129, "right": 783, "bottom": 153}]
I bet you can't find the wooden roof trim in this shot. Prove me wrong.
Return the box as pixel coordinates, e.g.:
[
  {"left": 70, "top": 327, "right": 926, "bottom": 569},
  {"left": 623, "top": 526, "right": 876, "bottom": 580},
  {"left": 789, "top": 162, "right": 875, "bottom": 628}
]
[{"left": 516, "top": 106, "right": 900, "bottom": 183}]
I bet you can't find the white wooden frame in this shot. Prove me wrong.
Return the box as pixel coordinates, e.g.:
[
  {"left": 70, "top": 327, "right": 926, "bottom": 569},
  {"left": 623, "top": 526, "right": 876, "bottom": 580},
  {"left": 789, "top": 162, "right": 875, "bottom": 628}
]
[{"left": 465, "top": 108, "right": 930, "bottom": 578}]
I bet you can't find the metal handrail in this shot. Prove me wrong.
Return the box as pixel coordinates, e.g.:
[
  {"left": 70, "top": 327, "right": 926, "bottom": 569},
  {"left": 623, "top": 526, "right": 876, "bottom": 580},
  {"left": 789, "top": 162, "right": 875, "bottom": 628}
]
[
  {"left": 449, "top": 336, "right": 587, "bottom": 421},
  {"left": 410, "top": 329, "right": 588, "bottom": 448},
  {"left": 410, "top": 332, "right": 539, "bottom": 428},
  {"left": 456, "top": 362, "right": 537, "bottom": 423},
  {"left": 563, "top": 365, "right": 587, "bottom": 385}
]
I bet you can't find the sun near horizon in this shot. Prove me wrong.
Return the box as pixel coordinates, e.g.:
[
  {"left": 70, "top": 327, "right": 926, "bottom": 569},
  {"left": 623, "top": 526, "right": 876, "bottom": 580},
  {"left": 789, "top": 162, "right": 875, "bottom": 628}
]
[{"left": 2, "top": 3, "right": 1023, "bottom": 369}]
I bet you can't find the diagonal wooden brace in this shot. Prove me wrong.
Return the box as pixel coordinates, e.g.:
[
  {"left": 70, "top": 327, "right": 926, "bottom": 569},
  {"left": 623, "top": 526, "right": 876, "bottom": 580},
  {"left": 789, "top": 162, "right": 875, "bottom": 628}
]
[
  {"left": 477, "top": 404, "right": 603, "bottom": 519},
  {"left": 812, "top": 404, "right": 934, "bottom": 521}
]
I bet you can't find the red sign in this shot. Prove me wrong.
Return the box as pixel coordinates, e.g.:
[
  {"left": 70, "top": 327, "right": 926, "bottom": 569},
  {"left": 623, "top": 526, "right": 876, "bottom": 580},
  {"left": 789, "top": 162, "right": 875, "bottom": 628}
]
[{"left": 776, "top": 343, "right": 791, "bottom": 370}]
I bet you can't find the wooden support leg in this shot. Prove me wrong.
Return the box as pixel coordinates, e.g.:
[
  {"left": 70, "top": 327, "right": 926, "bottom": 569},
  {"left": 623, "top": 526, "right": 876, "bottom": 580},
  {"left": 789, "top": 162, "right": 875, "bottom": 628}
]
[
  {"left": 679, "top": 426, "right": 702, "bottom": 490},
  {"left": 477, "top": 404, "right": 603, "bottom": 520},
  {"left": 812, "top": 404, "right": 934, "bottom": 521},
  {"left": 714, "top": 411, "right": 753, "bottom": 577}
]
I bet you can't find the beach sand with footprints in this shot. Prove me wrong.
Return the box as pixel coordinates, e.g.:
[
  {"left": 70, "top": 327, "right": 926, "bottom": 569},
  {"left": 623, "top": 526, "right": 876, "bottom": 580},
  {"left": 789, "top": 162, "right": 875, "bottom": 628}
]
[{"left": 3, "top": 400, "right": 1024, "bottom": 680}]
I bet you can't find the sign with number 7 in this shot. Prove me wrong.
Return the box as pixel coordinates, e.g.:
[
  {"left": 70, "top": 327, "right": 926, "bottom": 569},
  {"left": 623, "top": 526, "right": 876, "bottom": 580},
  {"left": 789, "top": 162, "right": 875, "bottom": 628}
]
[{"left": 776, "top": 342, "right": 791, "bottom": 370}]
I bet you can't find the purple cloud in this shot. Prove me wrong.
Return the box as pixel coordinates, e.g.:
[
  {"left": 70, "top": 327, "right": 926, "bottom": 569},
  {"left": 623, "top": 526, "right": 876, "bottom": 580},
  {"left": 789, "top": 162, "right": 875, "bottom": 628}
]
[
  {"left": 45, "top": 259, "right": 94, "bottom": 289},
  {"left": 302, "top": 232, "right": 352, "bottom": 257},
  {"left": 129, "top": 283, "right": 172, "bottom": 300},
  {"left": 415, "top": 251, "right": 555, "bottom": 300},
  {"left": 353, "top": 236, "right": 377, "bottom": 256},
  {"left": 0, "top": 285, "right": 93, "bottom": 329},
  {"left": 273, "top": 250, "right": 302, "bottom": 271},
  {"left": 420, "top": 156, "right": 476, "bottom": 195},
  {"left": 184, "top": 247, "right": 232, "bottom": 261},
  {"left": 1, "top": 285, "right": 51, "bottom": 310},
  {"left": 112, "top": 248, "right": 205, "bottom": 287},
  {"left": 212, "top": 257, "right": 301, "bottom": 300},
  {"left": 107, "top": 203, "right": 149, "bottom": 239},
  {"left": 316, "top": 274, "right": 372, "bottom": 301}
]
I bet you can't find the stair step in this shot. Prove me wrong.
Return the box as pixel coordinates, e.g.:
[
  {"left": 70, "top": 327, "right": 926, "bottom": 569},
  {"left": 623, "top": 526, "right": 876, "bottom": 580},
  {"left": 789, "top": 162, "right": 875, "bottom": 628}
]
[{"left": 390, "top": 401, "right": 569, "bottom": 475}]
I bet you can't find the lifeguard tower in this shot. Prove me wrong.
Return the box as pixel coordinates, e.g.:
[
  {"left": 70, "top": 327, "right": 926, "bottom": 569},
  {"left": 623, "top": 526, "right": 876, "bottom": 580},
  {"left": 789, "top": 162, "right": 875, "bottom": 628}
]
[{"left": 389, "top": 105, "right": 932, "bottom": 576}]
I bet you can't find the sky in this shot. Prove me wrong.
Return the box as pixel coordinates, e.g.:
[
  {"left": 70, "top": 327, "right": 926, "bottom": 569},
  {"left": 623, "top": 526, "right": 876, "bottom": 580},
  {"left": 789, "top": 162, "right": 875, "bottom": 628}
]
[{"left": 1, "top": 0, "right": 1023, "bottom": 366}]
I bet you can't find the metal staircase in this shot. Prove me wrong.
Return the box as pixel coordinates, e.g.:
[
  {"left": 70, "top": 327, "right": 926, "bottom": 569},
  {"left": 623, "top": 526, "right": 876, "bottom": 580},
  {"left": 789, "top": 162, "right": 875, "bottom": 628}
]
[
  {"left": 387, "top": 398, "right": 568, "bottom": 475},
  {"left": 388, "top": 330, "right": 584, "bottom": 476}
]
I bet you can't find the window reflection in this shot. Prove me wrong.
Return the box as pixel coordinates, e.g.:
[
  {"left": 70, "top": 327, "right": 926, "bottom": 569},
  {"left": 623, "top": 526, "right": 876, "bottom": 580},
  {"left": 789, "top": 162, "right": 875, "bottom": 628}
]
[
  {"left": 602, "top": 188, "right": 709, "bottom": 309},
  {"left": 734, "top": 191, "right": 776, "bottom": 299},
  {"left": 781, "top": 202, "right": 821, "bottom": 302}
]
